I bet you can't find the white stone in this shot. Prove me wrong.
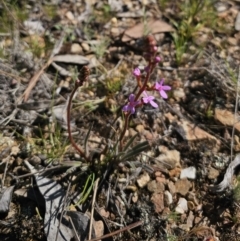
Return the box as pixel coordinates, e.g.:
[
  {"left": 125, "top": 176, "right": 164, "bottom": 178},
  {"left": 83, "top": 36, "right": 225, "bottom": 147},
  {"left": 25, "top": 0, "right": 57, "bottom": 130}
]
[
  {"left": 175, "top": 197, "right": 188, "bottom": 214},
  {"left": 180, "top": 166, "right": 196, "bottom": 180}
]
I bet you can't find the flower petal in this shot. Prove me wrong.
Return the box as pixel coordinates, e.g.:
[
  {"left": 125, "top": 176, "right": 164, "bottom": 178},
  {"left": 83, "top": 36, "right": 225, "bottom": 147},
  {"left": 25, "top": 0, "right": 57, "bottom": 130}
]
[
  {"left": 122, "top": 105, "right": 129, "bottom": 112},
  {"left": 155, "top": 82, "right": 161, "bottom": 90},
  {"left": 142, "top": 97, "right": 148, "bottom": 104},
  {"left": 150, "top": 100, "right": 158, "bottom": 108},
  {"left": 162, "top": 85, "right": 171, "bottom": 90},
  {"left": 129, "top": 94, "right": 135, "bottom": 102},
  {"left": 130, "top": 107, "right": 135, "bottom": 114},
  {"left": 160, "top": 90, "right": 168, "bottom": 99},
  {"left": 133, "top": 68, "right": 141, "bottom": 77}
]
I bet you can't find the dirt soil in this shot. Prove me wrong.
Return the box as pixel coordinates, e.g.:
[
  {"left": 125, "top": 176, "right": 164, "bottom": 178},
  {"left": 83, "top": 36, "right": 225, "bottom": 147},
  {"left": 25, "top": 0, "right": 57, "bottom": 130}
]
[{"left": 1, "top": 0, "right": 240, "bottom": 241}]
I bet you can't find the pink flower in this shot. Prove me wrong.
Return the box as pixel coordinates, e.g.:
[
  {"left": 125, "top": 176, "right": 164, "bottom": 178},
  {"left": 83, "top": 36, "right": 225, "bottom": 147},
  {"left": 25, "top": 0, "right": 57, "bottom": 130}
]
[
  {"left": 133, "top": 68, "right": 141, "bottom": 77},
  {"left": 155, "top": 79, "right": 171, "bottom": 99},
  {"left": 155, "top": 56, "right": 161, "bottom": 63},
  {"left": 142, "top": 91, "right": 158, "bottom": 108},
  {"left": 122, "top": 94, "right": 140, "bottom": 114}
]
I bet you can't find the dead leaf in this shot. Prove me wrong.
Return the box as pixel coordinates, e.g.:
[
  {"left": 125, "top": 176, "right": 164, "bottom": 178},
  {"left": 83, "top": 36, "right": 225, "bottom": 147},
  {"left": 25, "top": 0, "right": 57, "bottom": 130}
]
[
  {"left": 52, "top": 54, "right": 89, "bottom": 65},
  {"left": 214, "top": 108, "right": 240, "bottom": 132},
  {"left": 122, "top": 19, "right": 174, "bottom": 42},
  {"left": 0, "top": 186, "right": 14, "bottom": 213},
  {"left": 24, "top": 160, "right": 74, "bottom": 241},
  {"left": 174, "top": 119, "right": 218, "bottom": 142}
]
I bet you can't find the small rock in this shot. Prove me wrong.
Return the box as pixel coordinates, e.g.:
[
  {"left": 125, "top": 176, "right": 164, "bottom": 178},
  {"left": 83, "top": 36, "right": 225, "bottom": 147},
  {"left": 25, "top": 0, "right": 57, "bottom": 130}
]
[
  {"left": 24, "top": 20, "right": 45, "bottom": 35},
  {"left": 147, "top": 180, "right": 165, "bottom": 193},
  {"left": 151, "top": 193, "right": 164, "bottom": 213},
  {"left": 169, "top": 167, "right": 181, "bottom": 178},
  {"left": 215, "top": 108, "right": 240, "bottom": 132},
  {"left": 180, "top": 166, "right": 196, "bottom": 180},
  {"left": 111, "top": 27, "right": 120, "bottom": 37},
  {"left": 214, "top": 2, "right": 230, "bottom": 12},
  {"left": 174, "top": 119, "right": 218, "bottom": 144},
  {"left": 168, "top": 181, "right": 176, "bottom": 194},
  {"left": 29, "top": 155, "right": 41, "bottom": 166},
  {"left": 164, "top": 190, "right": 173, "bottom": 206},
  {"left": 175, "top": 197, "right": 188, "bottom": 214},
  {"left": 99, "top": 208, "right": 110, "bottom": 218},
  {"left": 186, "top": 211, "right": 194, "bottom": 228},
  {"left": 136, "top": 172, "right": 150, "bottom": 188},
  {"left": 132, "top": 192, "right": 138, "bottom": 203},
  {"left": 71, "top": 43, "right": 82, "bottom": 54},
  {"left": 93, "top": 220, "right": 104, "bottom": 239},
  {"left": 208, "top": 167, "right": 220, "bottom": 180},
  {"left": 173, "top": 88, "right": 186, "bottom": 101},
  {"left": 155, "top": 171, "right": 161, "bottom": 177},
  {"left": 136, "top": 124, "right": 145, "bottom": 133},
  {"left": 129, "top": 128, "right": 137, "bottom": 137},
  {"left": 227, "top": 37, "right": 238, "bottom": 46},
  {"left": 111, "top": 17, "right": 118, "bottom": 26},
  {"left": 157, "top": 146, "right": 181, "bottom": 169},
  {"left": 65, "top": 11, "right": 75, "bottom": 21},
  {"left": 81, "top": 42, "right": 90, "bottom": 52},
  {"left": 156, "top": 176, "right": 166, "bottom": 184},
  {"left": 175, "top": 178, "right": 192, "bottom": 196}
]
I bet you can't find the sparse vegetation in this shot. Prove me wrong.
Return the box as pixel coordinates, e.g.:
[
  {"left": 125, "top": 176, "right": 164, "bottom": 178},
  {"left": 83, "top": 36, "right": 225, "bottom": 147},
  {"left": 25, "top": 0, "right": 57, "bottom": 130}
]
[
  {"left": 170, "top": 0, "right": 217, "bottom": 64},
  {"left": 0, "top": 0, "right": 240, "bottom": 241}
]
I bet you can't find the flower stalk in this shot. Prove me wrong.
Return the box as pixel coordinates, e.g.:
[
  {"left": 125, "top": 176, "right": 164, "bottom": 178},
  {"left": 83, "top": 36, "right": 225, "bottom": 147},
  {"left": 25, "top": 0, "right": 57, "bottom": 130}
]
[
  {"left": 67, "top": 66, "right": 90, "bottom": 162},
  {"left": 120, "top": 35, "right": 171, "bottom": 147}
]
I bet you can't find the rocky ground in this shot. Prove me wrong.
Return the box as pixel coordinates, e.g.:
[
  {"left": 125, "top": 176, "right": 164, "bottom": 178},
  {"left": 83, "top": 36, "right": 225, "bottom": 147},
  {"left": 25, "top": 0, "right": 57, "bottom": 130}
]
[{"left": 1, "top": 0, "right": 240, "bottom": 240}]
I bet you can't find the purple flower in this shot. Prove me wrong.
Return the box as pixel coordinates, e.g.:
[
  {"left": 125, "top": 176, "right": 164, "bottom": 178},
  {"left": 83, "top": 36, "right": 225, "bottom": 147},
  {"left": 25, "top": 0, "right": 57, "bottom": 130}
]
[
  {"left": 133, "top": 68, "right": 141, "bottom": 77},
  {"left": 155, "top": 79, "right": 171, "bottom": 99},
  {"left": 142, "top": 91, "right": 158, "bottom": 108},
  {"left": 155, "top": 56, "right": 161, "bottom": 63},
  {"left": 122, "top": 94, "right": 140, "bottom": 114}
]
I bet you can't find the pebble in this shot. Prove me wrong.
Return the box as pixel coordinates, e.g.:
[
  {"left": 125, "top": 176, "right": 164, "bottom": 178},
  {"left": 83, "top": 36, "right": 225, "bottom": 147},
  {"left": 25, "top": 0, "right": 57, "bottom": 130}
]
[
  {"left": 168, "top": 181, "right": 176, "bottom": 194},
  {"left": 208, "top": 167, "right": 220, "bottom": 180},
  {"left": 164, "top": 190, "right": 173, "bottom": 206},
  {"left": 173, "top": 88, "right": 186, "bottom": 100},
  {"left": 157, "top": 146, "right": 181, "bottom": 169},
  {"left": 214, "top": 2, "right": 230, "bottom": 12},
  {"left": 132, "top": 192, "right": 138, "bottom": 203},
  {"left": 136, "top": 124, "right": 145, "bottom": 133},
  {"left": 29, "top": 155, "right": 41, "bottom": 166},
  {"left": 111, "top": 27, "right": 120, "bottom": 37},
  {"left": 151, "top": 193, "right": 164, "bottom": 213},
  {"left": 136, "top": 172, "right": 150, "bottom": 188},
  {"left": 175, "top": 197, "right": 188, "bottom": 214},
  {"left": 65, "top": 11, "right": 75, "bottom": 21},
  {"left": 175, "top": 178, "right": 192, "bottom": 196},
  {"left": 81, "top": 42, "right": 90, "bottom": 52},
  {"left": 71, "top": 43, "right": 82, "bottom": 54},
  {"left": 147, "top": 180, "right": 165, "bottom": 193},
  {"left": 180, "top": 166, "right": 196, "bottom": 180}
]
